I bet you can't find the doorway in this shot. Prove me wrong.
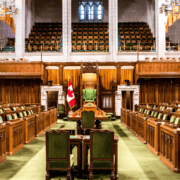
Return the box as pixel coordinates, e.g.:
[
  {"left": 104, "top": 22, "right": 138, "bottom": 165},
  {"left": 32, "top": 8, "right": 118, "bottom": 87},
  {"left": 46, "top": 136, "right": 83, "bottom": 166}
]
[
  {"left": 47, "top": 91, "right": 58, "bottom": 109},
  {"left": 122, "top": 91, "right": 133, "bottom": 110}
]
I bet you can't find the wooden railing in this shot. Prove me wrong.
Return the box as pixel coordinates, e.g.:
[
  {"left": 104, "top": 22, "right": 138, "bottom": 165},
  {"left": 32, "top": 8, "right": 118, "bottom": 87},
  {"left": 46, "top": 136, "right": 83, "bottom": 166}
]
[
  {"left": 135, "top": 61, "right": 180, "bottom": 83},
  {"left": 0, "top": 62, "right": 45, "bottom": 82}
]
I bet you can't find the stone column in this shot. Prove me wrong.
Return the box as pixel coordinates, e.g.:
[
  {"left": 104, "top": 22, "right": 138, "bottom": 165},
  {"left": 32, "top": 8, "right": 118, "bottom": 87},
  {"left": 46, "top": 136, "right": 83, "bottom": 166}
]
[
  {"left": 63, "top": 0, "right": 71, "bottom": 62},
  {"left": 108, "top": 0, "right": 113, "bottom": 61},
  {"left": 67, "top": 0, "right": 72, "bottom": 61},
  {"left": 15, "top": 0, "right": 25, "bottom": 59},
  {"left": 109, "top": 0, "right": 118, "bottom": 62},
  {"left": 62, "top": 0, "right": 68, "bottom": 60},
  {"left": 155, "top": 0, "right": 166, "bottom": 59},
  {"left": 113, "top": 0, "right": 118, "bottom": 62}
]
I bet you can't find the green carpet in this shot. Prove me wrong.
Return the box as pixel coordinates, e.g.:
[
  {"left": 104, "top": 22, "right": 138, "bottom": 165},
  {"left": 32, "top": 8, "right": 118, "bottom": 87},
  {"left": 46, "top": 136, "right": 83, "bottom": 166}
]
[{"left": 0, "top": 119, "right": 179, "bottom": 180}]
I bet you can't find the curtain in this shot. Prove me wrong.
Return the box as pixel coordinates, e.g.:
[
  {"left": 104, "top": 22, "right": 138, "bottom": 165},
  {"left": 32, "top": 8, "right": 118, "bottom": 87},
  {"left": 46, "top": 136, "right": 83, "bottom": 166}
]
[
  {"left": 120, "top": 69, "right": 134, "bottom": 85},
  {"left": 63, "top": 69, "right": 81, "bottom": 90},
  {"left": 99, "top": 69, "right": 117, "bottom": 90}
]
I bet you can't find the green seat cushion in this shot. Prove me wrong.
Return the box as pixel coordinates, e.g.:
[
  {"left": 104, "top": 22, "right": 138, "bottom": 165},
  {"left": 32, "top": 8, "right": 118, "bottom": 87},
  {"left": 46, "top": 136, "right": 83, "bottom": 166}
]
[
  {"left": 49, "top": 154, "right": 74, "bottom": 169},
  {"left": 174, "top": 117, "right": 180, "bottom": 125},
  {"left": 49, "top": 161, "right": 67, "bottom": 169},
  {"left": 111, "top": 117, "right": 116, "bottom": 121},
  {"left": 170, "top": 116, "right": 176, "bottom": 123},
  {"left": 57, "top": 111, "right": 64, "bottom": 114},
  {"left": 63, "top": 117, "right": 68, "bottom": 121},
  {"left": 92, "top": 160, "right": 111, "bottom": 168},
  {"left": 107, "top": 115, "right": 111, "bottom": 121},
  {"left": 106, "top": 113, "right": 113, "bottom": 115}
]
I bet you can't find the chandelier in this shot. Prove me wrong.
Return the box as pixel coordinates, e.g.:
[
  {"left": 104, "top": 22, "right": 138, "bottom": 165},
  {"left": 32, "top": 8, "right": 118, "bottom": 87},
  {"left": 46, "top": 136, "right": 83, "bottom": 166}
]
[
  {"left": 159, "top": 0, "right": 180, "bottom": 16},
  {"left": 0, "top": 0, "right": 18, "bottom": 17}
]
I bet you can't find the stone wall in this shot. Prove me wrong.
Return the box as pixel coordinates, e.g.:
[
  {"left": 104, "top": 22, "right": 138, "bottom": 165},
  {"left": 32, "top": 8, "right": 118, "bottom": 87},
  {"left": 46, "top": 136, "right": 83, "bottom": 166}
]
[
  {"left": 25, "top": 0, "right": 35, "bottom": 38},
  {"left": 35, "top": 0, "right": 62, "bottom": 23}
]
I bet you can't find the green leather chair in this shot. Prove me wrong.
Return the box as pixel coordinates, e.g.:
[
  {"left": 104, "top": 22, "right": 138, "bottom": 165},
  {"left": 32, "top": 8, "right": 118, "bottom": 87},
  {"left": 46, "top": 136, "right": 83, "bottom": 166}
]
[
  {"left": 81, "top": 111, "right": 95, "bottom": 135},
  {"left": 89, "top": 130, "right": 115, "bottom": 180},
  {"left": 57, "top": 104, "right": 65, "bottom": 118},
  {"left": 83, "top": 89, "right": 97, "bottom": 103},
  {"left": 46, "top": 130, "right": 74, "bottom": 180}
]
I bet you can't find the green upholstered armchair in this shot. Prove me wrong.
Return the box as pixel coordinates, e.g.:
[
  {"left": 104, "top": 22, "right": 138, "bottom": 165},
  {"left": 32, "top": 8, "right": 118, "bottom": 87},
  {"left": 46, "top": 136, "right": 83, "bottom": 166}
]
[
  {"left": 83, "top": 89, "right": 97, "bottom": 103},
  {"left": 89, "top": 130, "right": 115, "bottom": 180},
  {"left": 45, "top": 130, "right": 74, "bottom": 180},
  {"left": 57, "top": 104, "right": 65, "bottom": 118}
]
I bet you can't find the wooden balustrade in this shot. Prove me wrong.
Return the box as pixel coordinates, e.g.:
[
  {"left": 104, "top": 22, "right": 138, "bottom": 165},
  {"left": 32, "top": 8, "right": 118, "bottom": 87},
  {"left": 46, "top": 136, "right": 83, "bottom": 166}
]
[
  {"left": 0, "top": 124, "right": 6, "bottom": 164},
  {"left": 160, "top": 125, "right": 180, "bottom": 173},
  {"left": 6, "top": 119, "right": 24, "bottom": 156},
  {"left": 135, "top": 61, "right": 180, "bottom": 83},
  {"left": 0, "top": 62, "right": 45, "bottom": 81},
  {"left": 35, "top": 113, "right": 44, "bottom": 137}
]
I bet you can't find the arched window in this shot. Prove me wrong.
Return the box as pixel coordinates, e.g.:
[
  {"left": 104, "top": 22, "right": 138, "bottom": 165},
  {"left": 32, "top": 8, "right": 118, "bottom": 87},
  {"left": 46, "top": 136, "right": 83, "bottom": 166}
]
[
  {"left": 88, "top": 2, "right": 94, "bottom": 20},
  {"left": 80, "top": 4, "right": 85, "bottom": 20},
  {"left": 97, "top": 4, "right": 103, "bottom": 20},
  {"left": 79, "top": 1, "right": 104, "bottom": 22}
]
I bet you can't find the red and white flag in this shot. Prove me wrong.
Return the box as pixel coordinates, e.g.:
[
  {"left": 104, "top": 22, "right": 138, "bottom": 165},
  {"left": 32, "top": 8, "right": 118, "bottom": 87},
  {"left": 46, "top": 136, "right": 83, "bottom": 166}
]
[{"left": 67, "top": 78, "right": 75, "bottom": 109}]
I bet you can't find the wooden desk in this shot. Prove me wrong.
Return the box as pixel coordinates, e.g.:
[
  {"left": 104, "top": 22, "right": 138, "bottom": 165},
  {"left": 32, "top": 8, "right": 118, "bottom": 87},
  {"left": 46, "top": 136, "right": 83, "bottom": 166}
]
[
  {"left": 160, "top": 125, "right": 180, "bottom": 173},
  {"left": 69, "top": 108, "right": 108, "bottom": 134},
  {"left": 0, "top": 124, "right": 6, "bottom": 164},
  {"left": 82, "top": 135, "right": 119, "bottom": 179}
]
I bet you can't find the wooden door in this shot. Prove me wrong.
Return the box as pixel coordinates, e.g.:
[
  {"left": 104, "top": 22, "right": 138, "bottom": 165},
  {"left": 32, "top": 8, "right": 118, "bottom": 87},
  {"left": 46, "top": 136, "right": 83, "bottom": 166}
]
[
  {"left": 122, "top": 91, "right": 133, "bottom": 110},
  {"left": 47, "top": 91, "right": 58, "bottom": 109}
]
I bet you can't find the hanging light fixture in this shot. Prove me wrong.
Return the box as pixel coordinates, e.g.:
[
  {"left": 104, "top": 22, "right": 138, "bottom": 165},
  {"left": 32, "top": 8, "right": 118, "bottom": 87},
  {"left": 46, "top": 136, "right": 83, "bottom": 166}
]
[
  {"left": 160, "top": 0, "right": 180, "bottom": 15},
  {"left": 0, "top": 0, "right": 18, "bottom": 16}
]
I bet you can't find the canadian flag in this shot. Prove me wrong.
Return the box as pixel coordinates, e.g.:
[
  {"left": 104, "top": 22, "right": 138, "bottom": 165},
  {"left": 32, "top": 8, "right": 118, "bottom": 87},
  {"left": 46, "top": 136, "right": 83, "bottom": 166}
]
[{"left": 67, "top": 78, "right": 75, "bottom": 109}]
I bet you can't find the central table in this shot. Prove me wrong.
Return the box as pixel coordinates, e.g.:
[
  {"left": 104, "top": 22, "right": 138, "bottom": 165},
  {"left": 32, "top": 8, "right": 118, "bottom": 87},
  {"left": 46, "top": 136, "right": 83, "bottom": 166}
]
[
  {"left": 68, "top": 103, "right": 108, "bottom": 134},
  {"left": 69, "top": 135, "right": 119, "bottom": 179}
]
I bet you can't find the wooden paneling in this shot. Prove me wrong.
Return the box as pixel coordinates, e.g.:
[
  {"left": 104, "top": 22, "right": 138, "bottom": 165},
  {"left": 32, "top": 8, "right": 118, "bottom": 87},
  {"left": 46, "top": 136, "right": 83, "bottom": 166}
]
[
  {"left": 47, "top": 69, "right": 60, "bottom": 85},
  {"left": 120, "top": 69, "right": 134, "bottom": 85},
  {"left": 0, "top": 79, "right": 41, "bottom": 103},
  {"left": 136, "top": 62, "right": 180, "bottom": 80},
  {"left": 139, "top": 79, "right": 180, "bottom": 104}
]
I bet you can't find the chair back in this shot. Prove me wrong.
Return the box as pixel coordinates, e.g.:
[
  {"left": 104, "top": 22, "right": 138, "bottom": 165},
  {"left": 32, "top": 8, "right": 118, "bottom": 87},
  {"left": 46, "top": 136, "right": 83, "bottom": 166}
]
[
  {"left": 81, "top": 111, "right": 95, "bottom": 129},
  {"left": 58, "top": 104, "right": 64, "bottom": 111},
  {"left": 83, "top": 89, "right": 97, "bottom": 102},
  {"left": 90, "top": 130, "right": 114, "bottom": 169},
  {"left": 46, "top": 130, "right": 70, "bottom": 170}
]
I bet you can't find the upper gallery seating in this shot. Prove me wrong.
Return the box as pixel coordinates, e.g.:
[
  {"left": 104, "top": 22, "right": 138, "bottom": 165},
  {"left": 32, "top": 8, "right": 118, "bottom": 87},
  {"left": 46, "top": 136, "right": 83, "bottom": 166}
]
[
  {"left": 25, "top": 23, "right": 62, "bottom": 52},
  {"left": 0, "top": 38, "right": 15, "bottom": 52},
  {"left": 71, "top": 23, "right": 109, "bottom": 52},
  {"left": 118, "top": 22, "right": 155, "bottom": 52}
]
